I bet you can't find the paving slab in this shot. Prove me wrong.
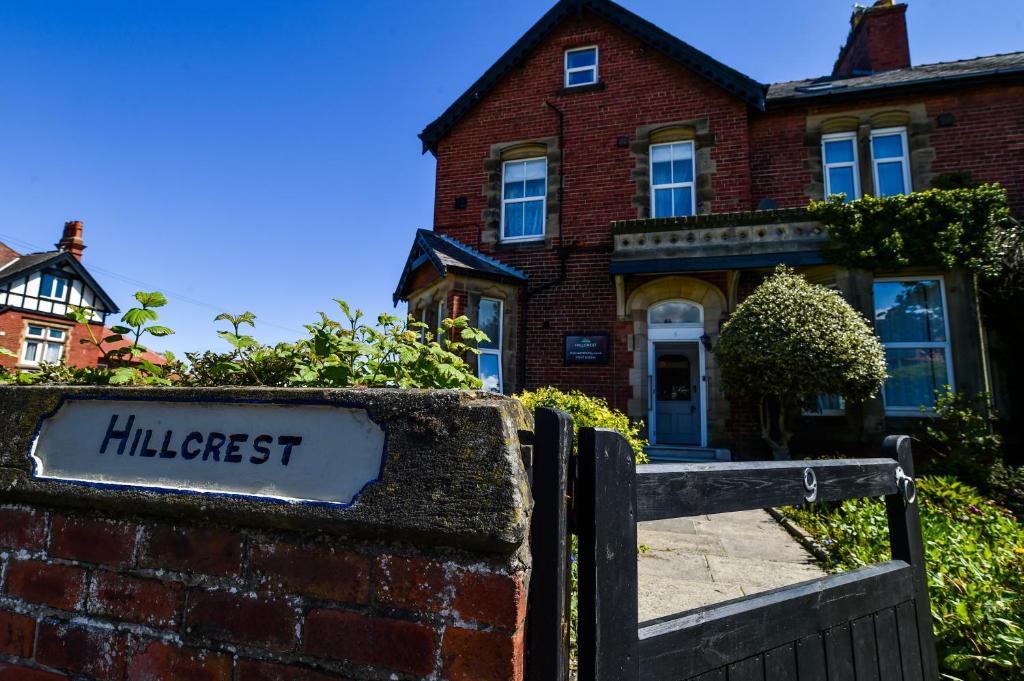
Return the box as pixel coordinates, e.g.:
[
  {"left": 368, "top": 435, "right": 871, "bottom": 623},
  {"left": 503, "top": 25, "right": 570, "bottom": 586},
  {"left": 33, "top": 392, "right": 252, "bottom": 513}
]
[{"left": 637, "top": 508, "right": 824, "bottom": 621}]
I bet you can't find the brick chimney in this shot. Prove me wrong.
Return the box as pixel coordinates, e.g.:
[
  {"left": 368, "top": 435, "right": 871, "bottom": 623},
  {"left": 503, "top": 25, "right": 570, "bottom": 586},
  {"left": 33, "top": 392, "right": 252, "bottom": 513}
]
[
  {"left": 833, "top": 1, "right": 911, "bottom": 77},
  {"left": 57, "top": 220, "right": 86, "bottom": 262}
]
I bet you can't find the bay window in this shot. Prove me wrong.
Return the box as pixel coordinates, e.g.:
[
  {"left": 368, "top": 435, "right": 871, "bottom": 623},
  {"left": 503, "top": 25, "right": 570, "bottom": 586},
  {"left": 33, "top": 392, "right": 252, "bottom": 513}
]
[
  {"left": 873, "top": 278, "right": 953, "bottom": 414},
  {"left": 502, "top": 158, "right": 546, "bottom": 241},
  {"left": 477, "top": 298, "right": 503, "bottom": 393},
  {"left": 22, "top": 324, "right": 67, "bottom": 366},
  {"left": 822, "top": 132, "right": 860, "bottom": 202},
  {"left": 870, "top": 127, "right": 911, "bottom": 197},
  {"left": 650, "top": 141, "right": 695, "bottom": 218}
]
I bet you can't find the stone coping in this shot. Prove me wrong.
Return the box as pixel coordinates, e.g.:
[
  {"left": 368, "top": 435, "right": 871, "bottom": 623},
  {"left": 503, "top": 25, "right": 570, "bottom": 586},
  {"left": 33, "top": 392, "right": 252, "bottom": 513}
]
[
  {"left": 611, "top": 207, "right": 815, "bottom": 235},
  {"left": 0, "top": 386, "right": 533, "bottom": 554}
]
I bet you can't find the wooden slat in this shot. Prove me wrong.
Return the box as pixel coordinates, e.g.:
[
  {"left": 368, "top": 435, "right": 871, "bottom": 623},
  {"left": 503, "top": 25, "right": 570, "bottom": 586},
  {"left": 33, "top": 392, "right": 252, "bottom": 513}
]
[
  {"left": 873, "top": 608, "right": 902, "bottom": 681},
  {"left": 851, "top": 615, "right": 880, "bottom": 681},
  {"left": 796, "top": 634, "right": 827, "bottom": 679},
  {"left": 636, "top": 459, "right": 899, "bottom": 521},
  {"left": 880, "top": 436, "right": 939, "bottom": 681},
  {"left": 763, "top": 643, "right": 798, "bottom": 681},
  {"left": 825, "top": 622, "right": 855, "bottom": 681},
  {"left": 895, "top": 601, "right": 924, "bottom": 681},
  {"left": 728, "top": 656, "right": 765, "bottom": 681},
  {"left": 525, "top": 407, "right": 573, "bottom": 681},
  {"left": 638, "top": 561, "right": 914, "bottom": 680},
  {"left": 577, "top": 428, "right": 640, "bottom": 681}
]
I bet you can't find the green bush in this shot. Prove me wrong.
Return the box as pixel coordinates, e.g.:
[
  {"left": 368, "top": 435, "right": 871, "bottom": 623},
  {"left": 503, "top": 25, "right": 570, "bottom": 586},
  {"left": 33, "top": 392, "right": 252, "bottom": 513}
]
[
  {"left": 516, "top": 386, "right": 648, "bottom": 464},
  {"left": 785, "top": 477, "right": 1024, "bottom": 679},
  {"left": 714, "top": 266, "right": 887, "bottom": 458}
]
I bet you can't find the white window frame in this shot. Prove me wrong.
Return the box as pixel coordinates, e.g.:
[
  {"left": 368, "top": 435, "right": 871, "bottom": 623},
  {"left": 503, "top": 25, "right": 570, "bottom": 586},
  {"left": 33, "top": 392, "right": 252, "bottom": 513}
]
[
  {"left": 477, "top": 298, "right": 503, "bottom": 393},
  {"left": 874, "top": 275, "right": 954, "bottom": 416},
  {"left": 649, "top": 141, "right": 696, "bottom": 218},
  {"left": 564, "top": 46, "right": 598, "bottom": 88},
  {"left": 21, "top": 322, "right": 68, "bottom": 367},
  {"left": 39, "top": 273, "right": 68, "bottom": 301},
  {"left": 869, "top": 126, "right": 912, "bottom": 197},
  {"left": 822, "top": 131, "right": 861, "bottom": 201},
  {"left": 500, "top": 158, "right": 547, "bottom": 243},
  {"left": 436, "top": 299, "right": 447, "bottom": 339}
]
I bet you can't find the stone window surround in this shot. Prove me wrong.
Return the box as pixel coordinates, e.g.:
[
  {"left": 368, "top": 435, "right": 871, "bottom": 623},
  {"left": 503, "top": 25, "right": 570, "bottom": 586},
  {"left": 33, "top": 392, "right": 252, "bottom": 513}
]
[
  {"left": 631, "top": 119, "right": 717, "bottom": 219},
  {"left": 803, "top": 105, "right": 934, "bottom": 202},
  {"left": 482, "top": 138, "right": 561, "bottom": 248}
]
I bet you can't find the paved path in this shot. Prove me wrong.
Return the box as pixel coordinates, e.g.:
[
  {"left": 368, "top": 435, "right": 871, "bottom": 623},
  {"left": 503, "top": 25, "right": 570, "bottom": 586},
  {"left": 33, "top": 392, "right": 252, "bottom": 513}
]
[{"left": 637, "top": 509, "right": 824, "bottom": 622}]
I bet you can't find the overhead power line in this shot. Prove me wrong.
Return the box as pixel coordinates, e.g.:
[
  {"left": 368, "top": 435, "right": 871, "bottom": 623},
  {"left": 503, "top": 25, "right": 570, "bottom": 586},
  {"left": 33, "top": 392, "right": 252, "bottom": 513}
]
[{"left": 0, "top": 230, "right": 302, "bottom": 335}]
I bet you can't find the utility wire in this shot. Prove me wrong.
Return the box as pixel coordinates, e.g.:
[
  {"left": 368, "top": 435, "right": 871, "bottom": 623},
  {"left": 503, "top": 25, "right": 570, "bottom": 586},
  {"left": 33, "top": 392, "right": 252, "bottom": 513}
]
[{"left": 0, "top": 230, "right": 303, "bottom": 335}]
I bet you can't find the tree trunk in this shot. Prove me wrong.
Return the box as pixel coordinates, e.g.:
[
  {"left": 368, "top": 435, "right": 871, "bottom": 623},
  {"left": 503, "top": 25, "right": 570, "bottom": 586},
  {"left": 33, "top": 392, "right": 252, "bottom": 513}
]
[{"left": 758, "top": 394, "right": 793, "bottom": 460}]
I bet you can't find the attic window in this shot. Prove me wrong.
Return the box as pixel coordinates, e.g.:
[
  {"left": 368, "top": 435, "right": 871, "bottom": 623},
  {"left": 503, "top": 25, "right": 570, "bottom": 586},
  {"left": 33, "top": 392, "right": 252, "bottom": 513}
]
[
  {"left": 39, "top": 273, "right": 68, "bottom": 300},
  {"left": 565, "top": 46, "right": 598, "bottom": 87}
]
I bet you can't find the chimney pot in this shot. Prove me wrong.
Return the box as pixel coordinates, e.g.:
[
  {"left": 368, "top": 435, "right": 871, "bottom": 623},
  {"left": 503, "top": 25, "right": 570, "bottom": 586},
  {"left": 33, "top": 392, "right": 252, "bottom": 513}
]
[
  {"left": 833, "top": 2, "right": 910, "bottom": 77},
  {"left": 57, "top": 220, "right": 87, "bottom": 262}
]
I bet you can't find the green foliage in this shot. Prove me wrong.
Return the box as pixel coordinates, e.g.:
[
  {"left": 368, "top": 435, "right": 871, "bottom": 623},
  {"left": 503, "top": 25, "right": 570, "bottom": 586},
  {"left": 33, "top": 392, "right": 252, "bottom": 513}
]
[
  {"left": 714, "top": 266, "right": 887, "bottom": 457},
  {"left": 516, "top": 386, "right": 648, "bottom": 464},
  {"left": 808, "top": 184, "right": 1019, "bottom": 278},
  {"left": 785, "top": 477, "right": 1024, "bottom": 679},
  {"left": 920, "top": 388, "right": 1023, "bottom": 520}
]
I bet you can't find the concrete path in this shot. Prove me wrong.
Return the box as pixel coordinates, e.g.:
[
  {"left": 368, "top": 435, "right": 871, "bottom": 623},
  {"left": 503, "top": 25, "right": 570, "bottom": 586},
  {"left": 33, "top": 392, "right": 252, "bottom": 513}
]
[{"left": 637, "top": 509, "right": 824, "bottom": 622}]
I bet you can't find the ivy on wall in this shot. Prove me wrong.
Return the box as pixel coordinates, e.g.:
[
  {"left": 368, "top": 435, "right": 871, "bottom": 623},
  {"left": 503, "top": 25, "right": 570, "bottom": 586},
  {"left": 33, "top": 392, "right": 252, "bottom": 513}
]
[{"left": 808, "top": 184, "right": 1018, "bottom": 278}]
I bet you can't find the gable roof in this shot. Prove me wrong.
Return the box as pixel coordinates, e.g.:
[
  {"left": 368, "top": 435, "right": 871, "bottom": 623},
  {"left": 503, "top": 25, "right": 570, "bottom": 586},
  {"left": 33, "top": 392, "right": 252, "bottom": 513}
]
[
  {"left": 418, "top": 0, "right": 766, "bottom": 154},
  {"left": 393, "top": 229, "right": 528, "bottom": 304},
  {"left": 768, "top": 51, "right": 1024, "bottom": 103},
  {"left": 0, "top": 250, "right": 120, "bottom": 314}
]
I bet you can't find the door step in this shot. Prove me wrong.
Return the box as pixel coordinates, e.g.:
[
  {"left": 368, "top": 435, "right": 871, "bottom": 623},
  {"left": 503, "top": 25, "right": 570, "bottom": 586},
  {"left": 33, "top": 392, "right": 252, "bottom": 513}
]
[{"left": 645, "top": 446, "right": 731, "bottom": 462}]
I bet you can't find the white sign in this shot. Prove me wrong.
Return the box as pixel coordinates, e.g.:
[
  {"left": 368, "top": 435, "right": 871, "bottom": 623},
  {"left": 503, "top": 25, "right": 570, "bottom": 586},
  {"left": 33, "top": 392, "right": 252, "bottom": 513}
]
[{"left": 30, "top": 399, "right": 386, "bottom": 506}]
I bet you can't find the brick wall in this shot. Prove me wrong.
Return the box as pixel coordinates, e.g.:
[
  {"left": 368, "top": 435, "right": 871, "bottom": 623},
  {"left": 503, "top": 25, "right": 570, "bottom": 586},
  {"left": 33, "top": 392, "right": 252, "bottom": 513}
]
[
  {"left": 0, "top": 310, "right": 109, "bottom": 371},
  {"left": 0, "top": 504, "right": 526, "bottom": 681}
]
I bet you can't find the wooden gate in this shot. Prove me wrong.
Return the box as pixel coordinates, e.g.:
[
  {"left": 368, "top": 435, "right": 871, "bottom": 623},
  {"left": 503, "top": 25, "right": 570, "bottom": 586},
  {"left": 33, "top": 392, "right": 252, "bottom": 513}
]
[{"left": 574, "top": 428, "right": 939, "bottom": 681}]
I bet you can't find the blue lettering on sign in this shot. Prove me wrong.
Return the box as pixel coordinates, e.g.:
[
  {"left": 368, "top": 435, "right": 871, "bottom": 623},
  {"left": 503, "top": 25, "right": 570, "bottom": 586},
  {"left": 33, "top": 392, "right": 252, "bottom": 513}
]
[{"left": 100, "top": 414, "right": 302, "bottom": 466}]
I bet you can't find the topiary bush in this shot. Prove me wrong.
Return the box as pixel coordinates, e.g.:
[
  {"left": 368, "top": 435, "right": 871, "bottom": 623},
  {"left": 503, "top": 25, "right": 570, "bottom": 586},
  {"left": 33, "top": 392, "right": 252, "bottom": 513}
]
[
  {"left": 784, "top": 477, "right": 1024, "bottom": 679},
  {"left": 714, "top": 266, "right": 887, "bottom": 459}
]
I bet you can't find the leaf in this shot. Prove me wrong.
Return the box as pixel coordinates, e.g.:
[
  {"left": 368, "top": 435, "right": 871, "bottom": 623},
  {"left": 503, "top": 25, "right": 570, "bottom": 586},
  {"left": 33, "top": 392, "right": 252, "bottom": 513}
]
[
  {"left": 134, "top": 291, "right": 168, "bottom": 308},
  {"left": 145, "top": 325, "right": 175, "bottom": 337},
  {"left": 108, "top": 367, "right": 137, "bottom": 385},
  {"left": 0, "top": 347, "right": 16, "bottom": 358},
  {"left": 109, "top": 325, "right": 132, "bottom": 335},
  {"left": 122, "top": 308, "right": 158, "bottom": 327}
]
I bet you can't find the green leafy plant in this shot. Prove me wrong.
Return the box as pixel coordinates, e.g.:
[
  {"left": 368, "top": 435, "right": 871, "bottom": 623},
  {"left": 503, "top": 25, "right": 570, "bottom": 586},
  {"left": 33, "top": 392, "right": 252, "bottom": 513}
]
[
  {"left": 516, "top": 386, "right": 648, "bottom": 464},
  {"left": 784, "top": 477, "right": 1024, "bottom": 679},
  {"left": 808, "top": 184, "right": 1019, "bottom": 278},
  {"left": 714, "top": 266, "right": 887, "bottom": 458}
]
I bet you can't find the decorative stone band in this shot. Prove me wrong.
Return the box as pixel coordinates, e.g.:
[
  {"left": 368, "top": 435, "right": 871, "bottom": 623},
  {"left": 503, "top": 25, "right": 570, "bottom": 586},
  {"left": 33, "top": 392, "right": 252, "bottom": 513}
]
[
  {"left": 613, "top": 219, "right": 828, "bottom": 260},
  {"left": 0, "top": 386, "right": 533, "bottom": 552}
]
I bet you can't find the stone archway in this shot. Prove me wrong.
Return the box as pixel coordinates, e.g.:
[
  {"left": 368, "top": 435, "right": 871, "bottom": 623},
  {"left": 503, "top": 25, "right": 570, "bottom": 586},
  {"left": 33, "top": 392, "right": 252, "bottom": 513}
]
[{"left": 625, "top": 276, "right": 729, "bottom": 446}]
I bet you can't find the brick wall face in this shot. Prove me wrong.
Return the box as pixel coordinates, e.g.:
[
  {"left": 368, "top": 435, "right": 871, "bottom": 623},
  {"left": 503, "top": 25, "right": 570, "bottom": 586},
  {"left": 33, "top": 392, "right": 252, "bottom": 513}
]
[
  {"left": 0, "top": 311, "right": 108, "bottom": 371},
  {"left": 0, "top": 505, "right": 527, "bottom": 681}
]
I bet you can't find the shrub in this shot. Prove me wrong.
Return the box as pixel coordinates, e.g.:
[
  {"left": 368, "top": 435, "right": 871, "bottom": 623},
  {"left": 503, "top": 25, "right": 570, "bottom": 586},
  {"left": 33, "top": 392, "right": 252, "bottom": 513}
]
[
  {"left": 714, "top": 266, "right": 887, "bottom": 459},
  {"left": 516, "top": 386, "right": 648, "bottom": 464},
  {"left": 784, "top": 477, "right": 1024, "bottom": 679}
]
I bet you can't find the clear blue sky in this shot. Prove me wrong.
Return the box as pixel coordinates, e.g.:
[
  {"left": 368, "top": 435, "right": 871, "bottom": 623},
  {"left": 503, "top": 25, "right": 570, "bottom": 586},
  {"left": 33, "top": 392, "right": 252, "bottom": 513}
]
[{"left": 1, "top": 1, "right": 1020, "bottom": 356}]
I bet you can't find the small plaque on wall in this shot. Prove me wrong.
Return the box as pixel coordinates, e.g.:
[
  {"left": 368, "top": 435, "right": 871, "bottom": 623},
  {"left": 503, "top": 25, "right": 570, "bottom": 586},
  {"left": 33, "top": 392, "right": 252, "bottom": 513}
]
[{"left": 564, "top": 334, "right": 609, "bottom": 365}]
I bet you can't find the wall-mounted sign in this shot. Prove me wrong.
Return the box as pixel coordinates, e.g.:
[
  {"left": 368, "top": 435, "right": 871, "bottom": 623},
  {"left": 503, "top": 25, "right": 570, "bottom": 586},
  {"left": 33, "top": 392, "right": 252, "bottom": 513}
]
[
  {"left": 29, "top": 399, "right": 385, "bottom": 507},
  {"left": 564, "top": 333, "right": 609, "bottom": 365}
]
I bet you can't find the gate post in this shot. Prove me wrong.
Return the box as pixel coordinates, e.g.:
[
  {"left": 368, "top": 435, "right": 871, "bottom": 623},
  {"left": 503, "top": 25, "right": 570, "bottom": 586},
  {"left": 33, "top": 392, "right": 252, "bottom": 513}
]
[
  {"left": 525, "top": 407, "right": 573, "bottom": 681},
  {"left": 881, "top": 435, "right": 940, "bottom": 680},
  {"left": 577, "top": 427, "right": 640, "bottom": 681}
]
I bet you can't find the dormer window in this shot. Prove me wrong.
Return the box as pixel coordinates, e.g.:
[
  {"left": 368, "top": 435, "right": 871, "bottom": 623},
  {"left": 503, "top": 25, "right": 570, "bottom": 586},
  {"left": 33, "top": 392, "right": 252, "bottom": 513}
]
[
  {"left": 39, "top": 273, "right": 68, "bottom": 300},
  {"left": 564, "top": 46, "right": 598, "bottom": 87}
]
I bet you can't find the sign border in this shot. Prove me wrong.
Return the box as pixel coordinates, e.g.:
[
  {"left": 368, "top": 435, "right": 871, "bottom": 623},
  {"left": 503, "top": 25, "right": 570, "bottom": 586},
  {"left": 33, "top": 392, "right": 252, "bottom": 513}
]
[{"left": 27, "top": 394, "right": 389, "bottom": 509}]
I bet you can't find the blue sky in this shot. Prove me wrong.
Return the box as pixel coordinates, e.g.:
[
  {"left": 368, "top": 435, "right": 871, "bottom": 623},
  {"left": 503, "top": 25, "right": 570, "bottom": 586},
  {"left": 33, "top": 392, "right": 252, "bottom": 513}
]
[{"left": 1, "top": 0, "right": 1020, "bottom": 356}]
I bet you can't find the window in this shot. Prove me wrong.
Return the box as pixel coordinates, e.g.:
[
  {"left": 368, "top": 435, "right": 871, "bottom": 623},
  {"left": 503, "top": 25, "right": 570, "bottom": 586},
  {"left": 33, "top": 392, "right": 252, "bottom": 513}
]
[
  {"left": 477, "top": 298, "right": 502, "bottom": 393},
  {"left": 648, "top": 300, "right": 702, "bottom": 326},
  {"left": 21, "top": 324, "right": 67, "bottom": 366},
  {"left": 502, "top": 158, "right": 546, "bottom": 241},
  {"left": 436, "top": 300, "right": 447, "bottom": 339},
  {"left": 870, "top": 127, "right": 911, "bottom": 197},
  {"left": 564, "top": 46, "right": 598, "bottom": 87},
  {"left": 39, "top": 274, "right": 68, "bottom": 300},
  {"left": 650, "top": 142, "right": 695, "bottom": 218},
  {"left": 873, "top": 278, "right": 953, "bottom": 414},
  {"left": 822, "top": 132, "right": 860, "bottom": 202}
]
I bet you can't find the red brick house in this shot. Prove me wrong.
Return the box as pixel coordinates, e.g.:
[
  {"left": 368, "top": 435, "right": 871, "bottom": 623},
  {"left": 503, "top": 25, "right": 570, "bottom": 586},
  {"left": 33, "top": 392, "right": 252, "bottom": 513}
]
[
  {"left": 0, "top": 221, "right": 162, "bottom": 372},
  {"left": 393, "top": 0, "right": 1023, "bottom": 458}
]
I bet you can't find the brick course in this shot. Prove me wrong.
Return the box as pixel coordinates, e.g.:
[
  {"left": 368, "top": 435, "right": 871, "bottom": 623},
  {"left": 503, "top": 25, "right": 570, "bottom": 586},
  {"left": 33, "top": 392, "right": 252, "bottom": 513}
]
[{"left": 0, "top": 505, "right": 528, "bottom": 680}]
